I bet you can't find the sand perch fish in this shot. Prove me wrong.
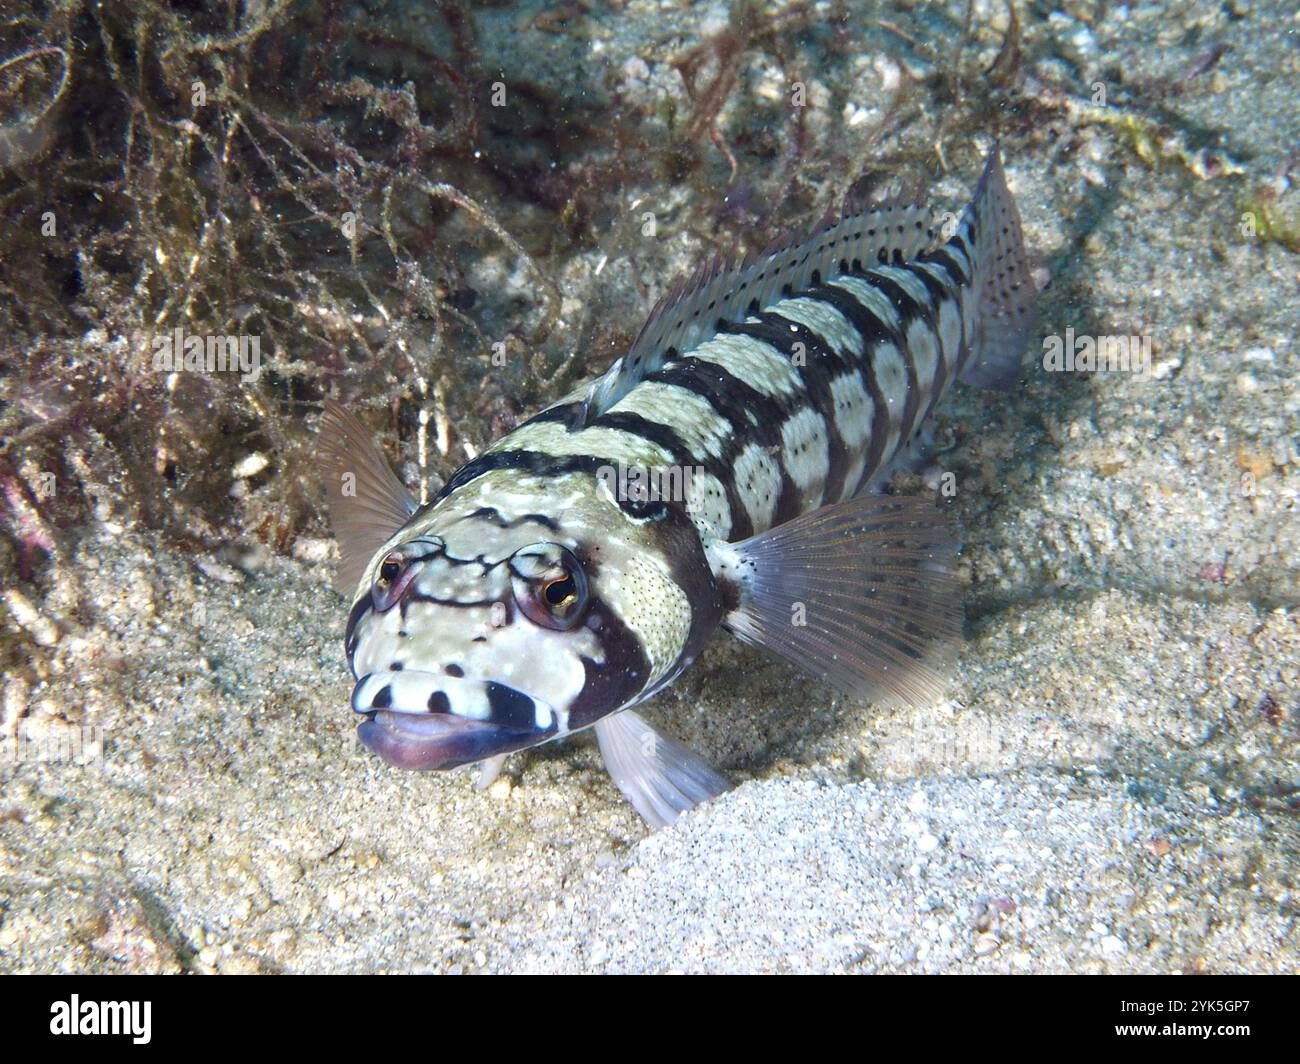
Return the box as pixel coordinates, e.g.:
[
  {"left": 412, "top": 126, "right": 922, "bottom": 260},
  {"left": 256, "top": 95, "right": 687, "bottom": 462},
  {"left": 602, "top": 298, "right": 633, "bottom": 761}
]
[{"left": 321, "top": 144, "right": 1039, "bottom": 828}]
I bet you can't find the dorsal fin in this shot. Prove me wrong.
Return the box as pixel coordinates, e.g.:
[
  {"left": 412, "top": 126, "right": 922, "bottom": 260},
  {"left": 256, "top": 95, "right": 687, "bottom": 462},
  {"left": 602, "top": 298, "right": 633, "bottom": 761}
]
[
  {"left": 575, "top": 195, "right": 936, "bottom": 425},
  {"left": 318, "top": 400, "right": 418, "bottom": 596}
]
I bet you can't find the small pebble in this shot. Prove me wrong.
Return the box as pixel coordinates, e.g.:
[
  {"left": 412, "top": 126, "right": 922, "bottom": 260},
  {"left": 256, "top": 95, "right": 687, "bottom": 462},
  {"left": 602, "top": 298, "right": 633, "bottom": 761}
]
[{"left": 232, "top": 452, "right": 269, "bottom": 478}]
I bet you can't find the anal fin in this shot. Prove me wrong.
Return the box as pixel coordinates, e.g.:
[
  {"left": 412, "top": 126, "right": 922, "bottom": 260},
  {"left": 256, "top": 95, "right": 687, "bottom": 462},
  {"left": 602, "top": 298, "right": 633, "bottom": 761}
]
[
  {"left": 707, "top": 494, "right": 961, "bottom": 708},
  {"left": 595, "top": 710, "right": 730, "bottom": 830}
]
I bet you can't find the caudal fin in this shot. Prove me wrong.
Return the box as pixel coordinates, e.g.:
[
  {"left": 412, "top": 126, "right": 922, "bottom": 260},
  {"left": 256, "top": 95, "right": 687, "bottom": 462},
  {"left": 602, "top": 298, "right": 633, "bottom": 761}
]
[{"left": 956, "top": 144, "right": 1041, "bottom": 389}]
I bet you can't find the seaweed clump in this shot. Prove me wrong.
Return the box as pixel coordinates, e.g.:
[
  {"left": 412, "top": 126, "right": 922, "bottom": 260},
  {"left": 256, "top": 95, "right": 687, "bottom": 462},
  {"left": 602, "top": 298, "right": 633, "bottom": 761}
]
[{"left": 0, "top": 0, "right": 567, "bottom": 580}]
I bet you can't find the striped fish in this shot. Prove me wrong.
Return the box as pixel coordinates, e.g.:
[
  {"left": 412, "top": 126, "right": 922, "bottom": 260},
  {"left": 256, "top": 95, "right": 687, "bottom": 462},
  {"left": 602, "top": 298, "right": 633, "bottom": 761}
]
[{"left": 321, "top": 144, "right": 1039, "bottom": 828}]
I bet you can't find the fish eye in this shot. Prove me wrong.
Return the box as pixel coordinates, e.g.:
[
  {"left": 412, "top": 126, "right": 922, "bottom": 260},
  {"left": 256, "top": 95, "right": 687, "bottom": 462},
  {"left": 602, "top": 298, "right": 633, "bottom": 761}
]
[
  {"left": 372, "top": 551, "right": 416, "bottom": 612},
  {"left": 377, "top": 555, "right": 404, "bottom": 586},
  {"left": 543, "top": 575, "right": 578, "bottom": 607},
  {"left": 510, "top": 545, "right": 588, "bottom": 630}
]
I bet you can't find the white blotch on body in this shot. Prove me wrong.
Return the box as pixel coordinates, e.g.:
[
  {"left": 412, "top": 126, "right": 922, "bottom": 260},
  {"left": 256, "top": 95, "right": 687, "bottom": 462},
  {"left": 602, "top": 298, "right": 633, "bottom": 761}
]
[
  {"left": 905, "top": 316, "right": 940, "bottom": 397},
  {"left": 733, "top": 442, "right": 783, "bottom": 532},
  {"left": 489, "top": 421, "right": 674, "bottom": 468},
  {"left": 868, "top": 265, "right": 934, "bottom": 314},
  {"left": 870, "top": 341, "right": 908, "bottom": 459},
  {"left": 685, "top": 469, "right": 733, "bottom": 540},
  {"left": 608, "top": 381, "right": 733, "bottom": 460},
  {"left": 828, "top": 371, "right": 874, "bottom": 450},
  {"left": 779, "top": 407, "right": 831, "bottom": 505},
  {"left": 935, "top": 294, "right": 964, "bottom": 379},
  {"left": 827, "top": 275, "right": 902, "bottom": 335},
  {"left": 688, "top": 333, "right": 802, "bottom": 400},
  {"left": 770, "top": 297, "right": 864, "bottom": 358}
]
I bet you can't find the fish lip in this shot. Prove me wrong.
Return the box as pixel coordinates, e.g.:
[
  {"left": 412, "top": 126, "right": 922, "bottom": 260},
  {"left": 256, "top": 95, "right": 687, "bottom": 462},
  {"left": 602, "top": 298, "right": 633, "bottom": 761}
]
[
  {"left": 350, "top": 670, "right": 554, "bottom": 771},
  {"left": 363, "top": 706, "right": 495, "bottom": 741},
  {"left": 357, "top": 709, "right": 540, "bottom": 772},
  {"left": 357, "top": 711, "right": 503, "bottom": 771}
]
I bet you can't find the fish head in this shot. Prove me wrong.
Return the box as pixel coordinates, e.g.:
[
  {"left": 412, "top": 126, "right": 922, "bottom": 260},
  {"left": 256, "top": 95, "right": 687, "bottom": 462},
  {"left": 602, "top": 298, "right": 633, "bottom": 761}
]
[{"left": 343, "top": 470, "right": 722, "bottom": 771}]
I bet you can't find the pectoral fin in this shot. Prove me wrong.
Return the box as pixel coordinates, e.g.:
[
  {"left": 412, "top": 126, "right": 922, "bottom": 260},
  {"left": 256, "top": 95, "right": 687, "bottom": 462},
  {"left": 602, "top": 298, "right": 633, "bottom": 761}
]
[
  {"left": 707, "top": 494, "right": 961, "bottom": 708},
  {"left": 319, "top": 400, "right": 418, "bottom": 595},
  {"left": 595, "top": 710, "right": 730, "bottom": 830}
]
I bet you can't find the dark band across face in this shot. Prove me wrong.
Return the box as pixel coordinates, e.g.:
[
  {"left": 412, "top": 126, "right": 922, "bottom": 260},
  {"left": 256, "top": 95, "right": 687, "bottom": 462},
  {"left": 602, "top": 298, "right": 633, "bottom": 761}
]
[{"left": 566, "top": 492, "right": 724, "bottom": 729}]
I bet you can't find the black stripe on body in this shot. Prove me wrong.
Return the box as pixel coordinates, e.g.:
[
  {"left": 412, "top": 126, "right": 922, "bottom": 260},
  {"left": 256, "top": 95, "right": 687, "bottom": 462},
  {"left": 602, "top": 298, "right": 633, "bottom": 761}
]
[
  {"left": 922, "top": 245, "right": 976, "bottom": 370},
  {"left": 647, "top": 355, "right": 802, "bottom": 540},
  {"left": 946, "top": 220, "right": 980, "bottom": 379},
  {"left": 454, "top": 506, "right": 562, "bottom": 533},
  {"left": 710, "top": 325, "right": 824, "bottom": 524},
  {"left": 591, "top": 409, "right": 753, "bottom": 540},
  {"left": 518, "top": 400, "right": 584, "bottom": 429},
  {"left": 854, "top": 268, "right": 939, "bottom": 445},
  {"left": 434, "top": 449, "right": 609, "bottom": 503},
  {"left": 923, "top": 245, "right": 972, "bottom": 287},
  {"left": 731, "top": 309, "right": 860, "bottom": 510},
  {"left": 801, "top": 283, "right": 904, "bottom": 495},
  {"left": 431, "top": 423, "right": 735, "bottom": 538},
  {"left": 345, "top": 591, "right": 374, "bottom": 669},
  {"left": 891, "top": 258, "right": 963, "bottom": 425},
  {"left": 593, "top": 410, "right": 697, "bottom": 469}
]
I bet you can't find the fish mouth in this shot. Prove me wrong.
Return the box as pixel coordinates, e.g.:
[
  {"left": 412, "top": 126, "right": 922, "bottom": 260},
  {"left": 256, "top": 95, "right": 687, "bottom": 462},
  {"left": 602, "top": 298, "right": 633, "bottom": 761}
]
[{"left": 351, "top": 670, "right": 557, "bottom": 770}]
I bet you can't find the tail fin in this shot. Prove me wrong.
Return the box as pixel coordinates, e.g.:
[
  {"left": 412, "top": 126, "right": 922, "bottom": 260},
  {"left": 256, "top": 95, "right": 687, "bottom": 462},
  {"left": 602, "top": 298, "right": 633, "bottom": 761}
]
[{"left": 955, "top": 144, "right": 1040, "bottom": 389}]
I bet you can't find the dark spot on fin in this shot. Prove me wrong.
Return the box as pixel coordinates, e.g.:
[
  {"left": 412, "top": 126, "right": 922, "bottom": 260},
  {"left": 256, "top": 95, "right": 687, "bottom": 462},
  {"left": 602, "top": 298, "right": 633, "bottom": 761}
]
[
  {"left": 574, "top": 189, "right": 935, "bottom": 425},
  {"left": 958, "top": 144, "right": 1042, "bottom": 390}
]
